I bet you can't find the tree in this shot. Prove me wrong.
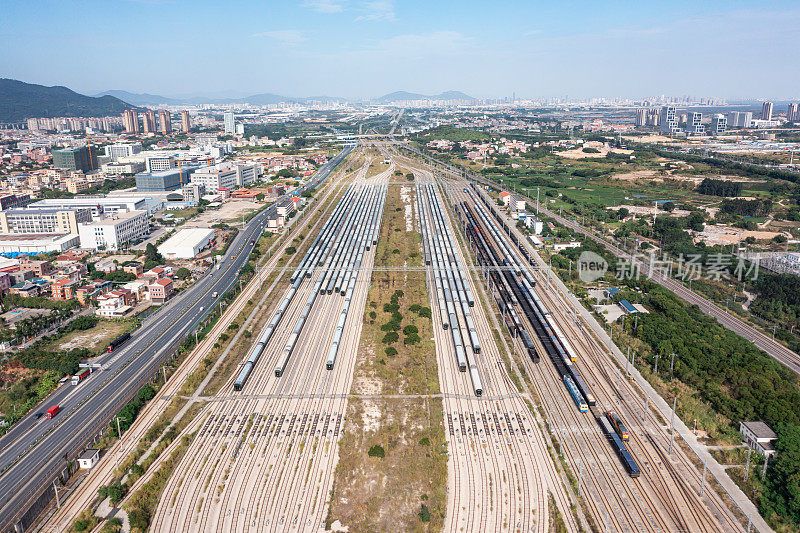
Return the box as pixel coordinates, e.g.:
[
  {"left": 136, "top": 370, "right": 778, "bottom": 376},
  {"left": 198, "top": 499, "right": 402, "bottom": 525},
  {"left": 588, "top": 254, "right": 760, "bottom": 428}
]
[
  {"left": 256, "top": 192, "right": 265, "bottom": 201},
  {"left": 762, "top": 424, "right": 800, "bottom": 525},
  {"left": 144, "top": 243, "right": 163, "bottom": 264},
  {"left": 662, "top": 201, "right": 675, "bottom": 213},
  {"left": 174, "top": 267, "right": 191, "bottom": 280},
  {"left": 617, "top": 207, "right": 630, "bottom": 220},
  {"left": 685, "top": 211, "right": 705, "bottom": 232}
]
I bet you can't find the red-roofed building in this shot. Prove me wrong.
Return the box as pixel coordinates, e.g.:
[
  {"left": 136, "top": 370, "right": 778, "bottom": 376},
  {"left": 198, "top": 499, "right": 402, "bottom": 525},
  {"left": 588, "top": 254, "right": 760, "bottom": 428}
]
[
  {"left": 52, "top": 278, "right": 78, "bottom": 300},
  {"left": 97, "top": 289, "right": 135, "bottom": 317},
  {"left": 148, "top": 278, "right": 173, "bottom": 303}
]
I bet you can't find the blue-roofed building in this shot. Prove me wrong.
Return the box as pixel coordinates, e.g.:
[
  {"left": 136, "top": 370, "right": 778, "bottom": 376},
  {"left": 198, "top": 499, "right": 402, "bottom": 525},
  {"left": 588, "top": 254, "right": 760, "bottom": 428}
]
[
  {"left": 605, "top": 287, "right": 620, "bottom": 299},
  {"left": 618, "top": 300, "right": 638, "bottom": 314}
]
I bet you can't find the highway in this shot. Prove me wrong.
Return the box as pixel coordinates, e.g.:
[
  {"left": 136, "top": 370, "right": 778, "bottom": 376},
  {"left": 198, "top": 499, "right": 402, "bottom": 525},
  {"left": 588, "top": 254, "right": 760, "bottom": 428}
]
[{"left": 0, "top": 145, "right": 352, "bottom": 532}]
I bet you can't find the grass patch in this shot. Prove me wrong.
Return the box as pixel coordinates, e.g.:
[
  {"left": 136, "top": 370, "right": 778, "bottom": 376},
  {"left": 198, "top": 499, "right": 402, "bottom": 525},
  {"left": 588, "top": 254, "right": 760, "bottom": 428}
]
[{"left": 328, "top": 182, "right": 446, "bottom": 532}]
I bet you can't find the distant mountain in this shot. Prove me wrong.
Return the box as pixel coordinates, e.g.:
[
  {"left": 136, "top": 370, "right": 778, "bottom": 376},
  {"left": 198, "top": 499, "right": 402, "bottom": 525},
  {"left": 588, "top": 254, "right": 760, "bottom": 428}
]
[
  {"left": 375, "top": 90, "right": 476, "bottom": 103},
  {"left": 95, "top": 90, "right": 179, "bottom": 106},
  {"left": 93, "top": 90, "right": 349, "bottom": 107},
  {"left": 0, "top": 79, "right": 135, "bottom": 122}
]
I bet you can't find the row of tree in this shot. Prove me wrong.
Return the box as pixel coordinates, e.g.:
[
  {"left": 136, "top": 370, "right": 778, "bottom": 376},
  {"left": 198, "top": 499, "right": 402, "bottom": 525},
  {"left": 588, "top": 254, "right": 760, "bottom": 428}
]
[{"left": 697, "top": 177, "right": 743, "bottom": 197}]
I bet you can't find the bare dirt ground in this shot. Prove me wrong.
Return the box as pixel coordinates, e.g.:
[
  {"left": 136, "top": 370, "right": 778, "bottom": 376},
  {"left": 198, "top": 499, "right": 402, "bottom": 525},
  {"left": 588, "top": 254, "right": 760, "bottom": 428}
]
[
  {"left": 57, "top": 320, "right": 131, "bottom": 354},
  {"left": 558, "top": 141, "right": 633, "bottom": 159},
  {"left": 695, "top": 224, "right": 786, "bottom": 245},
  {"left": 189, "top": 200, "right": 262, "bottom": 227}
]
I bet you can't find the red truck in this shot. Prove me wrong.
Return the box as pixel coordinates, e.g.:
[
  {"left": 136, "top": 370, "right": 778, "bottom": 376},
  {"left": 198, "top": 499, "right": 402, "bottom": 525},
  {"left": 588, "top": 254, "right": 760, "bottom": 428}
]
[{"left": 46, "top": 405, "right": 60, "bottom": 419}]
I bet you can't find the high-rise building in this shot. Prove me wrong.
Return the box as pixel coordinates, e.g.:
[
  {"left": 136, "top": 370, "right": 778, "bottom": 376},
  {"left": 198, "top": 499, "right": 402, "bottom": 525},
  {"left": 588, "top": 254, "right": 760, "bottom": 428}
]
[
  {"left": 727, "top": 111, "right": 753, "bottom": 129},
  {"left": 788, "top": 103, "right": 800, "bottom": 122},
  {"left": 223, "top": 112, "right": 235, "bottom": 134},
  {"left": 635, "top": 108, "right": 647, "bottom": 127},
  {"left": 710, "top": 114, "right": 727, "bottom": 135},
  {"left": 181, "top": 110, "right": 191, "bottom": 133},
  {"left": 762, "top": 101, "right": 774, "bottom": 120},
  {"left": 143, "top": 110, "right": 157, "bottom": 134},
  {"left": 659, "top": 106, "right": 678, "bottom": 134},
  {"left": 686, "top": 112, "right": 704, "bottom": 136},
  {"left": 52, "top": 147, "right": 98, "bottom": 172},
  {"left": 122, "top": 109, "right": 139, "bottom": 134},
  {"left": 160, "top": 110, "right": 172, "bottom": 134}
]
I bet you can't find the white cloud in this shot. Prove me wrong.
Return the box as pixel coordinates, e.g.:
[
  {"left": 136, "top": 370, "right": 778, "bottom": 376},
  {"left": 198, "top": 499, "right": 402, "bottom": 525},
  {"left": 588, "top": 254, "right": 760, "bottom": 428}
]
[
  {"left": 355, "top": 0, "right": 395, "bottom": 22},
  {"left": 253, "top": 30, "right": 307, "bottom": 46},
  {"left": 302, "top": 0, "right": 345, "bottom": 13}
]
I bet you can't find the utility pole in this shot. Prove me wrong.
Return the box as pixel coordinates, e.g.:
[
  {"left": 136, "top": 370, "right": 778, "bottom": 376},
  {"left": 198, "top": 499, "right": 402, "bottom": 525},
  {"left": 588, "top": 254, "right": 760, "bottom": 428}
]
[
  {"left": 162, "top": 365, "right": 167, "bottom": 384},
  {"left": 700, "top": 460, "right": 707, "bottom": 496},
  {"left": 53, "top": 480, "right": 60, "bottom": 509},
  {"left": 744, "top": 446, "right": 752, "bottom": 481},
  {"left": 670, "top": 353, "right": 676, "bottom": 381},
  {"left": 668, "top": 396, "right": 677, "bottom": 455},
  {"left": 654, "top": 352, "right": 660, "bottom": 375},
  {"left": 577, "top": 459, "right": 583, "bottom": 493}
]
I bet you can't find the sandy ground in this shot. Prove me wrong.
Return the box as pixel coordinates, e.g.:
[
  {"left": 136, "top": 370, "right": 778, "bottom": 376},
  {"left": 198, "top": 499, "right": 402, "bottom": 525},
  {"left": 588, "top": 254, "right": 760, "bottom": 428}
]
[
  {"left": 612, "top": 204, "right": 690, "bottom": 217},
  {"left": 190, "top": 200, "right": 262, "bottom": 227},
  {"left": 558, "top": 141, "right": 633, "bottom": 159},
  {"left": 695, "top": 224, "right": 786, "bottom": 245}
]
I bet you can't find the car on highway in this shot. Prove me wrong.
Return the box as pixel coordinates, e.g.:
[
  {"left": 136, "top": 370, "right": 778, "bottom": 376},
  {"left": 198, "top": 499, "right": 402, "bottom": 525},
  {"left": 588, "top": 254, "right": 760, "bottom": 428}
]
[
  {"left": 250, "top": 239, "right": 255, "bottom": 245},
  {"left": 35, "top": 412, "right": 43, "bottom": 420}
]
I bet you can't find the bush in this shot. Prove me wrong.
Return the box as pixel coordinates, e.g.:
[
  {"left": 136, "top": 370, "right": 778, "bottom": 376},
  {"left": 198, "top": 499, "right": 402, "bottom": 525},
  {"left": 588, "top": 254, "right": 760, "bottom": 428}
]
[
  {"left": 285, "top": 246, "right": 296, "bottom": 255},
  {"left": 382, "top": 332, "right": 399, "bottom": 345},
  {"left": 403, "top": 325, "right": 418, "bottom": 335},
  {"left": 419, "top": 504, "right": 431, "bottom": 522},
  {"left": 367, "top": 445, "right": 385, "bottom": 458},
  {"left": 384, "top": 347, "right": 397, "bottom": 357}
]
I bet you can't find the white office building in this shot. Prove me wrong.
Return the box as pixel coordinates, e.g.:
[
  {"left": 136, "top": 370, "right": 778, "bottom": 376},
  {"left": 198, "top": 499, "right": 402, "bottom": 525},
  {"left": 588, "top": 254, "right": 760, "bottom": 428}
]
[
  {"left": 190, "top": 162, "right": 261, "bottom": 192},
  {"left": 77, "top": 210, "right": 150, "bottom": 250},
  {"left": 104, "top": 143, "right": 142, "bottom": 162},
  {"left": 223, "top": 112, "right": 236, "bottom": 135},
  {"left": 146, "top": 155, "right": 177, "bottom": 173},
  {"left": 29, "top": 197, "right": 149, "bottom": 218},
  {"left": 727, "top": 111, "right": 753, "bottom": 129}
]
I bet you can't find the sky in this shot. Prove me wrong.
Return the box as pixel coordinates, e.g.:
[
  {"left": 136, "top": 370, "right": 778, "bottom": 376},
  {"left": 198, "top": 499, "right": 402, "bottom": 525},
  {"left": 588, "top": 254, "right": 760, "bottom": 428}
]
[{"left": 1, "top": 0, "right": 799, "bottom": 100}]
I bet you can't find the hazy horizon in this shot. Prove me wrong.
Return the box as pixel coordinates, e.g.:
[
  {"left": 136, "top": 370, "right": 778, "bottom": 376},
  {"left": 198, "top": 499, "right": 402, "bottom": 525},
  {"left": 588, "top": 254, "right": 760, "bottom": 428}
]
[{"left": 2, "top": 0, "right": 799, "bottom": 100}]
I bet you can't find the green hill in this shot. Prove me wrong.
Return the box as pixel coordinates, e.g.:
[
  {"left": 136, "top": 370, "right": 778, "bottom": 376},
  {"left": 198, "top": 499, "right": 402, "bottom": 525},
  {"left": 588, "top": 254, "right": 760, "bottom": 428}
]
[{"left": 0, "top": 78, "right": 135, "bottom": 122}]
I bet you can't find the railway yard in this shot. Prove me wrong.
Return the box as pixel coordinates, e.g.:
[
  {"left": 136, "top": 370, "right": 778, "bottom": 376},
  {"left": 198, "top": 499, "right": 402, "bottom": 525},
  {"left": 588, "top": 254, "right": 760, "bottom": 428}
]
[{"left": 44, "top": 145, "right": 759, "bottom": 532}]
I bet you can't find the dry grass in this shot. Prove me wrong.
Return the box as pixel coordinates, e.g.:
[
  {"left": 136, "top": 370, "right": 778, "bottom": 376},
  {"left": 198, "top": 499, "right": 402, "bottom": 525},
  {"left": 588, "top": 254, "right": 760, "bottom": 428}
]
[{"left": 328, "top": 182, "right": 446, "bottom": 532}]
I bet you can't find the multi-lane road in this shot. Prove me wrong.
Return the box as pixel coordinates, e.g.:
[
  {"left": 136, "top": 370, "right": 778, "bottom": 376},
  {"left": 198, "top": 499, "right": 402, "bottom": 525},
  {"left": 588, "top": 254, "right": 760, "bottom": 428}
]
[{"left": 0, "top": 145, "right": 352, "bottom": 532}]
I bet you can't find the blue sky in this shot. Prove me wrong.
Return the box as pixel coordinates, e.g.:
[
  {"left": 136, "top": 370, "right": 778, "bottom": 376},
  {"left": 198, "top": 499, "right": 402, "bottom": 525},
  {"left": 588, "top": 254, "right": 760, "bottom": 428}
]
[{"left": 1, "top": 0, "right": 799, "bottom": 99}]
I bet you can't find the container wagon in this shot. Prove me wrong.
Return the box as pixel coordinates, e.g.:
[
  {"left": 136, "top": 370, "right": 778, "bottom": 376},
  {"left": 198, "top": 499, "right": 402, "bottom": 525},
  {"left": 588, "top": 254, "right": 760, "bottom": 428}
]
[{"left": 598, "top": 415, "right": 640, "bottom": 477}]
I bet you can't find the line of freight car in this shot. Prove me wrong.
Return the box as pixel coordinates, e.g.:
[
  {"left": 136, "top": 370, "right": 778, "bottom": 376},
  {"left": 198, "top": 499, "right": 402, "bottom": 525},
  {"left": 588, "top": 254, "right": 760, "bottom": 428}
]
[
  {"left": 464, "top": 200, "right": 601, "bottom": 410},
  {"left": 462, "top": 202, "right": 540, "bottom": 363},
  {"left": 467, "top": 198, "right": 596, "bottom": 405},
  {"left": 597, "top": 414, "right": 641, "bottom": 477},
  {"left": 468, "top": 183, "right": 537, "bottom": 268}
]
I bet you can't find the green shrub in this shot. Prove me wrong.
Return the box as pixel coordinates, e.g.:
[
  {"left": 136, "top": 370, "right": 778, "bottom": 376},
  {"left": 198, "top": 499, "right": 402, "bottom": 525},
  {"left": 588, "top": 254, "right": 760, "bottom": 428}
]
[
  {"left": 367, "top": 445, "right": 385, "bottom": 458},
  {"left": 384, "top": 347, "right": 398, "bottom": 357}
]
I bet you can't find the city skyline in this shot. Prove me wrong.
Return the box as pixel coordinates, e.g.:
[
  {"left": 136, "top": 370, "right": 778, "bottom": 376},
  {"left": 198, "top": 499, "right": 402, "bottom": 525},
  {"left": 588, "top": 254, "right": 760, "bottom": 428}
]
[{"left": 1, "top": 1, "right": 799, "bottom": 100}]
